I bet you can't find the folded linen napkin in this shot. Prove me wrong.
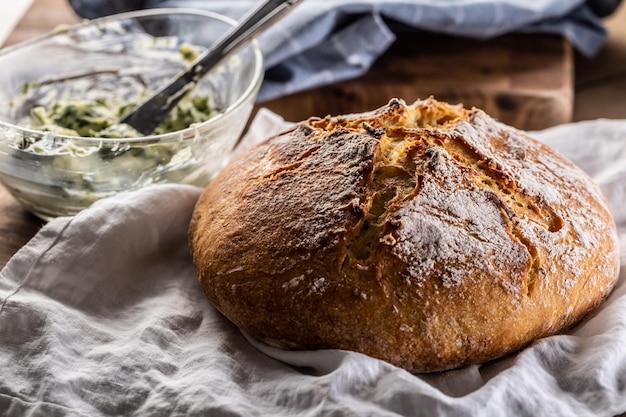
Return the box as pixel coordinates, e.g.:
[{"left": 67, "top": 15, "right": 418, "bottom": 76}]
[
  {"left": 68, "top": 0, "right": 607, "bottom": 101},
  {"left": 1, "top": 109, "right": 625, "bottom": 416}
]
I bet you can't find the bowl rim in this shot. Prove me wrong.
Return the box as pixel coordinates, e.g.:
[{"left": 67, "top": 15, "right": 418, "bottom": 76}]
[{"left": 0, "top": 7, "right": 264, "bottom": 145}]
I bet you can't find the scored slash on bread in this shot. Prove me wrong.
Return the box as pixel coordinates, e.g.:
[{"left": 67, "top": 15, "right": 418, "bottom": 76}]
[{"left": 189, "top": 98, "right": 619, "bottom": 373}]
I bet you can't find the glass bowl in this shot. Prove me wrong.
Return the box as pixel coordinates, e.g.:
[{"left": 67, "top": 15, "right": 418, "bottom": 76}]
[{"left": 0, "top": 8, "right": 264, "bottom": 220}]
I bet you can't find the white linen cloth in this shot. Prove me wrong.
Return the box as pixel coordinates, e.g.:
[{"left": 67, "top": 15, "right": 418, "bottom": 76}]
[{"left": 1, "top": 109, "right": 626, "bottom": 417}]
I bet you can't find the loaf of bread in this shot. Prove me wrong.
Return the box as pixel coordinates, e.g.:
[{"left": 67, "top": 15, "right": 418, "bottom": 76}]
[{"left": 189, "top": 98, "right": 620, "bottom": 373}]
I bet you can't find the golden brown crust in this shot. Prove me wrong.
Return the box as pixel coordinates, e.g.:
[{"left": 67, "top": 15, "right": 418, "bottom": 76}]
[{"left": 189, "top": 98, "right": 620, "bottom": 373}]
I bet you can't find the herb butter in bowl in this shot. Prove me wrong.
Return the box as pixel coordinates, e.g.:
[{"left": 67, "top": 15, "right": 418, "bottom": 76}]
[{"left": 0, "top": 8, "right": 263, "bottom": 220}]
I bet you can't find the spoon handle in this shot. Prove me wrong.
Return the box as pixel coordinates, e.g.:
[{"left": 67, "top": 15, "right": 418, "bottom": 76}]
[{"left": 122, "top": 0, "right": 303, "bottom": 135}]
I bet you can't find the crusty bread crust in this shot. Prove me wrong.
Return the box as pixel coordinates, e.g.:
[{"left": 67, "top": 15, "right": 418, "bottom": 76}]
[{"left": 189, "top": 98, "right": 620, "bottom": 373}]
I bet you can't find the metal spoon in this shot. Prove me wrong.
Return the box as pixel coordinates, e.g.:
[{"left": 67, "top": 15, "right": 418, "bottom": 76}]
[{"left": 121, "top": 0, "right": 303, "bottom": 135}]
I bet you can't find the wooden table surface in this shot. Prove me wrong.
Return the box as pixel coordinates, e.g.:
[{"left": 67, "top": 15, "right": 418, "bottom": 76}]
[
  {"left": 1, "top": 0, "right": 626, "bottom": 268},
  {"left": 2, "top": 2, "right": 626, "bottom": 415}
]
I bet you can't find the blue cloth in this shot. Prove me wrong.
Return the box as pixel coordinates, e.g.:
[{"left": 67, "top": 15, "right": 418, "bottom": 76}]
[{"left": 68, "top": 0, "right": 606, "bottom": 102}]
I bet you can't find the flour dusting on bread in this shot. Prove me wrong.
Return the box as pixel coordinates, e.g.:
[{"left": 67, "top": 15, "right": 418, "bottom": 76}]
[{"left": 189, "top": 98, "right": 620, "bottom": 373}]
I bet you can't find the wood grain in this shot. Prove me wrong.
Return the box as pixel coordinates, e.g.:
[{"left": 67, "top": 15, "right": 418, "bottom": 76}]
[
  {"left": 0, "top": 185, "right": 44, "bottom": 267},
  {"left": 1, "top": 0, "right": 625, "bottom": 271},
  {"left": 259, "top": 34, "right": 573, "bottom": 131},
  {"left": 0, "top": 2, "right": 626, "bottom": 414},
  {"left": 575, "top": 3, "right": 626, "bottom": 121},
  {"left": 1, "top": 0, "right": 75, "bottom": 268}
]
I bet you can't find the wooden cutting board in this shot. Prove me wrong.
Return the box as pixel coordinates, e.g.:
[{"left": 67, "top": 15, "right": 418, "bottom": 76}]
[
  {"left": 259, "top": 33, "right": 573, "bottom": 131},
  {"left": 1, "top": 11, "right": 574, "bottom": 266}
]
